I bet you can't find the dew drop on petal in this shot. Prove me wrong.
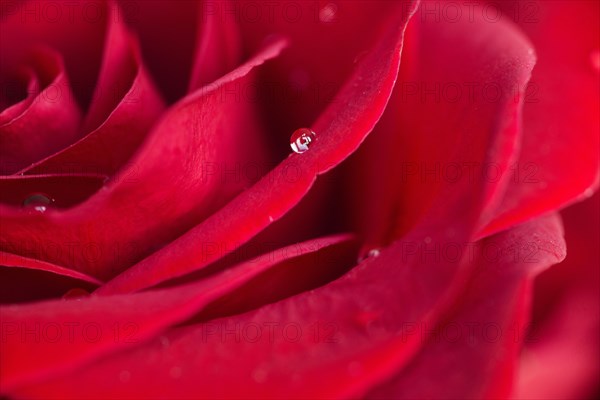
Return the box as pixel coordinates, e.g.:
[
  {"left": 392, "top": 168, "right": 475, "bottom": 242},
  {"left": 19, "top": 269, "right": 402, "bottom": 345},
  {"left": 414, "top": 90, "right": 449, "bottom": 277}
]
[
  {"left": 319, "top": 3, "right": 338, "bottom": 23},
  {"left": 23, "top": 193, "right": 54, "bottom": 213},
  {"left": 290, "top": 128, "right": 316, "bottom": 154},
  {"left": 62, "top": 288, "right": 90, "bottom": 301},
  {"left": 357, "top": 248, "right": 381, "bottom": 263}
]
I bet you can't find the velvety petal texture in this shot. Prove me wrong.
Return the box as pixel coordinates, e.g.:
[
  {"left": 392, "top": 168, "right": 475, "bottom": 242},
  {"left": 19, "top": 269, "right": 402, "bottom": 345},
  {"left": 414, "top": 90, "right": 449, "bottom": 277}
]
[
  {"left": 97, "top": 0, "right": 420, "bottom": 294},
  {"left": 0, "top": 28, "right": 285, "bottom": 280},
  {"left": 1, "top": 234, "right": 356, "bottom": 393},
  {"left": 1, "top": 0, "right": 597, "bottom": 398}
]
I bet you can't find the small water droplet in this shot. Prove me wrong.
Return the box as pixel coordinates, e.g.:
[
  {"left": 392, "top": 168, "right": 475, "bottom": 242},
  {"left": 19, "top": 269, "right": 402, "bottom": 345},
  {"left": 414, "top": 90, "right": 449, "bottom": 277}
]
[
  {"left": 169, "top": 366, "right": 182, "bottom": 379},
  {"left": 319, "top": 3, "right": 338, "bottom": 23},
  {"left": 62, "top": 288, "right": 90, "bottom": 301},
  {"left": 424, "top": 236, "right": 432, "bottom": 244},
  {"left": 23, "top": 193, "right": 54, "bottom": 213},
  {"left": 119, "top": 370, "right": 131, "bottom": 383},
  {"left": 290, "top": 128, "right": 316, "bottom": 154},
  {"left": 268, "top": 215, "right": 274, "bottom": 223},
  {"left": 357, "top": 248, "right": 380, "bottom": 263},
  {"left": 590, "top": 49, "right": 600, "bottom": 72}
]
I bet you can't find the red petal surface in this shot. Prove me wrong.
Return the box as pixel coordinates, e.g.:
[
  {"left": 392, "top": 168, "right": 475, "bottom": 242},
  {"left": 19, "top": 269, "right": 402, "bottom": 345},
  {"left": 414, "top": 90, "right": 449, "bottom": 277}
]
[
  {"left": 19, "top": 3, "right": 165, "bottom": 176},
  {"left": 0, "top": 234, "right": 354, "bottom": 393},
  {"left": 97, "top": 0, "right": 420, "bottom": 294},
  {"left": 367, "top": 214, "right": 565, "bottom": 399},
  {"left": 115, "top": 0, "right": 199, "bottom": 102},
  {"left": 0, "top": 49, "right": 81, "bottom": 174},
  {"left": 514, "top": 192, "right": 600, "bottom": 399},
  {"left": 0, "top": 67, "right": 38, "bottom": 123},
  {"left": 0, "top": 38, "right": 285, "bottom": 280},
  {"left": 0, "top": 0, "right": 108, "bottom": 109},
  {"left": 0, "top": 252, "right": 102, "bottom": 286},
  {"left": 188, "top": 0, "right": 242, "bottom": 92},
  {"left": 0, "top": 174, "right": 106, "bottom": 208},
  {"left": 7, "top": 211, "right": 566, "bottom": 399},
  {"left": 346, "top": 2, "right": 535, "bottom": 253},
  {"left": 237, "top": 0, "right": 402, "bottom": 154},
  {"left": 480, "top": 0, "right": 600, "bottom": 236}
]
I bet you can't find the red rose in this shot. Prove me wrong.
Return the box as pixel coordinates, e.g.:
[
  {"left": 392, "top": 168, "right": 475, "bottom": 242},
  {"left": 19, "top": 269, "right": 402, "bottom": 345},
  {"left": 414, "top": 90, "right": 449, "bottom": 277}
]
[{"left": 1, "top": 0, "right": 598, "bottom": 398}]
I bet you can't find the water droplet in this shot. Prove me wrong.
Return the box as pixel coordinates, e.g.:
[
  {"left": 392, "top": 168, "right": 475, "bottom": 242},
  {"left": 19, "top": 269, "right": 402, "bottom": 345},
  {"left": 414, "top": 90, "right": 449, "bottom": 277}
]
[
  {"left": 62, "top": 288, "right": 90, "bottom": 301},
  {"left": 119, "top": 370, "right": 131, "bottom": 383},
  {"left": 590, "top": 49, "right": 600, "bottom": 72},
  {"left": 290, "top": 128, "right": 316, "bottom": 154},
  {"left": 169, "top": 366, "right": 182, "bottom": 379},
  {"left": 319, "top": 3, "right": 338, "bottom": 23},
  {"left": 23, "top": 193, "right": 54, "bottom": 213},
  {"left": 424, "top": 236, "right": 432, "bottom": 244},
  {"left": 268, "top": 215, "right": 274, "bottom": 223},
  {"left": 357, "top": 248, "right": 380, "bottom": 263}
]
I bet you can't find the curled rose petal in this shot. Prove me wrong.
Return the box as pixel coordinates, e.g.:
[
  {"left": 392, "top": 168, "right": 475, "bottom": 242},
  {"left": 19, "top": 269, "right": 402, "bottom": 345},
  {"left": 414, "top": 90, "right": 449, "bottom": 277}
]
[
  {"left": 188, "top": 0, "right": 242, "bottom": 92},
  {"left": 0, "top": 49, "right": 82, "bottom": 174},
  {"left": 0, "top": 36, "right": 286, "bottom": 280},
  {"left": 0, "top": 234, "right": 355, "bottom": 393},
  {"left": 19, "top": 2, "right": 166, "bottom": 177},
  {"left": 97, "top": 0, "right": 420, "bottom": 294},
  {"left": 0, "top": 252, "right": 103, "bottom": 287},
  {"left": 345, "top": 2, "right": 536, "bottom": 256},
  {"left": 480, "top": 0, "right": 600, "bottom": 237},
  {"left": 5, "top": 208, "right": 566, "bottom": 399},
  {"left": 367, "top": 214, "right": 566, "bottom": 399}
]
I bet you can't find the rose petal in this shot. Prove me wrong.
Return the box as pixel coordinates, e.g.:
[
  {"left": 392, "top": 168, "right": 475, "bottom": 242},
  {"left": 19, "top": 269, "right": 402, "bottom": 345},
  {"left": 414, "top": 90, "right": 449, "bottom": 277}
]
[
  {"left": 0, "top": 174, "right": 106, "bottom": 208},
  {"left": 367, "top": 214, "right": 565, "bottom": 399},
  {"left": 0, "top": 49, "right": 82, "bottom": 174},
  {"left": 97, "top": 0, "right": 420, "bottom": 295},
  {"left": 346, "top": 2, "right": 536, "bottom": 252},
  {"left": 188, "top": 0, "right": 242, "bottom": 92},
  {"left": 0, "top": 38, "right": 286, "bottom": 280},
  {"left": 0, "top": 234, "right": 354, "bottom": 393},
  {"left": 116, "top": 0, "right": 199, "bottom": 102},
  {"left": 0, "top": 0, "right": 108, "bottom": 109},
  {"left": 19, "top": 2, "right": 165, "bottom": 177},
  {"left": 0, "top": 251, "right": 102, "bottom": 287},
  {"left": 0, "top": 67, "right": 38, "bottom": 123},
  {"left": 480, "top": 0, "right": 600, "bottom": 236},
  {"left": 8, "top": 207, "right": 567, "bottom": 399},
  {"left": 514, "top": 192, "right": 599, "bottom": 399},
  {"left": 237, "top": 0, "right": 402, "bottom": 152}
]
